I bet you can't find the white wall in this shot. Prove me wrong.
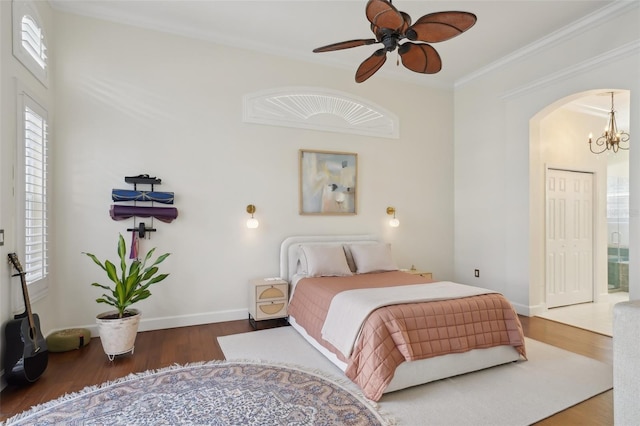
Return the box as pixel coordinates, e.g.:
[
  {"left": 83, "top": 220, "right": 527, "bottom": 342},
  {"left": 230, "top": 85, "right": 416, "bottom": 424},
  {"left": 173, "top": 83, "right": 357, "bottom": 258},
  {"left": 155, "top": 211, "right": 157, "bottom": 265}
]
[
  {"left": 0, "top": 0, "right": 5, "bottom": 377},
  {"left": 0, "top": 0, "right": 56, "bottom": 377},
  {"left": 454, "top": 2, "right": 640, "bottom": 313},
  {"left": 44, "top": 11, "right": 455, "bottom": 335}
]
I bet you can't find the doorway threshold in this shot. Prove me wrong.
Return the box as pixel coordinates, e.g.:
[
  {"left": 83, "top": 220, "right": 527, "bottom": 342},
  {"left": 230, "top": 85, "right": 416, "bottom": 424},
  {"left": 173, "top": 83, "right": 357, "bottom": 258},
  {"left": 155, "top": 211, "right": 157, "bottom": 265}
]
[{"left": 536, "top": 292, "right": 628, "bottom": 336}]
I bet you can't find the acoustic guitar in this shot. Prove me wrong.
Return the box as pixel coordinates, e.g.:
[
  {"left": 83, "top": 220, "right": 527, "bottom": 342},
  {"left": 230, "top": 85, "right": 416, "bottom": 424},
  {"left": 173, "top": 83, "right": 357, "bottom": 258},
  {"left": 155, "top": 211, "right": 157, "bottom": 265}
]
[{"left": 4, "top": 253, "right": 48, "bottom": 385}]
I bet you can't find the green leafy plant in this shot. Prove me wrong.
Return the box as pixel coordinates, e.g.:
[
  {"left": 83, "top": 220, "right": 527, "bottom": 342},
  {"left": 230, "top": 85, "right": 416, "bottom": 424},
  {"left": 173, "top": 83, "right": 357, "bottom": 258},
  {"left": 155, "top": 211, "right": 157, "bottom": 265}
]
[{"left": 84, "top": 234, "right": 170, "bottom": 318}]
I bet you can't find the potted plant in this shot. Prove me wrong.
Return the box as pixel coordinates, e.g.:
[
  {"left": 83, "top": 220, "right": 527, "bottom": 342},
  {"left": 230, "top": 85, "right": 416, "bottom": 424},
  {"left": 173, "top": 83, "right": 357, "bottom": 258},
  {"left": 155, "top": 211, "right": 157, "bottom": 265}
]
[{"left": 84, "top": 234, "right": 170, "bottom": 360}]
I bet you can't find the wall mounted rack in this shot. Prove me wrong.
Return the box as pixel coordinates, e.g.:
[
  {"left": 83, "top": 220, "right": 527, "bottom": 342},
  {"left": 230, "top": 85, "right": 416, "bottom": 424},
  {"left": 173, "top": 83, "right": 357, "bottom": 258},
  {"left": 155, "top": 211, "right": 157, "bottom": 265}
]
[{"left": 110, "top": 174, "right": 178, "bottom": 240}]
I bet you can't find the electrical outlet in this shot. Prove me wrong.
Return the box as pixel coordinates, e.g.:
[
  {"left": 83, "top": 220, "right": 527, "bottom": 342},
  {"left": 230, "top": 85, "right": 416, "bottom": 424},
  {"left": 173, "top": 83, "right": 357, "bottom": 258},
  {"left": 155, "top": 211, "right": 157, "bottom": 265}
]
[
  {"left": 474, "top": 269, "right": 480, "bottom": 278},
  {"left": 0, "top": 229, "right": 4, "bottom": 246}
]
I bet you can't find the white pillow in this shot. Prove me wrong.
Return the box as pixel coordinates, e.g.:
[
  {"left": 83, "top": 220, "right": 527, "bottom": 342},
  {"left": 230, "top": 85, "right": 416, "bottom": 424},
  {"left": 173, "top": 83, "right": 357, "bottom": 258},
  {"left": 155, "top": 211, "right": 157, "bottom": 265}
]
[
  {"left": 343, "top": 242, "right": 377, "bottom": 272},
  {"left": 299, "top": 245, "right": 353, "bottom": 277},
  {"left": 348, "top": 243, "right": 398, "bottom": 274}
]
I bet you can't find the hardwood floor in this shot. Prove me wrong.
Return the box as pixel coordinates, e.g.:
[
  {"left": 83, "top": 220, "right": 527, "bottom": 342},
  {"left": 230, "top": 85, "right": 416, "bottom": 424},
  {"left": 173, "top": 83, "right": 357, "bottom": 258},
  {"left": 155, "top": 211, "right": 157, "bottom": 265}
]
[{"left": 0, "top": 316, "right": 613, "bottom": 424}]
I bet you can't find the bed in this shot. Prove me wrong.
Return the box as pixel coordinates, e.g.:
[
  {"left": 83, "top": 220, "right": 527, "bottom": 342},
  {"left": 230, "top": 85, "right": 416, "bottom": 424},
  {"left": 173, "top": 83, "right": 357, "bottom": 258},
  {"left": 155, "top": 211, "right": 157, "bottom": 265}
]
[{"left": 281, "top": 235, "right": 527, "bottom": 401}]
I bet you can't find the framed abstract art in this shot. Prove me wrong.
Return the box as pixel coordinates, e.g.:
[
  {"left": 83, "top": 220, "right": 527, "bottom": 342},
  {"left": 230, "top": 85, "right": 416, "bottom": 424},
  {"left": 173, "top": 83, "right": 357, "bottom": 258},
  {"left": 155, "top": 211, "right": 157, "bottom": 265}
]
[{"left": 299, "top": 149, "right": 357, "bottom": 215}]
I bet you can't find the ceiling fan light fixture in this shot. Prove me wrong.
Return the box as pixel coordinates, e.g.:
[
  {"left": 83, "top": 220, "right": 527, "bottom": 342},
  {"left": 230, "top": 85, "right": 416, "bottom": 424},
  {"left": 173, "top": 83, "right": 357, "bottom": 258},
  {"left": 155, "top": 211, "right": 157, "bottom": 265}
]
[{"left": 312, "top": 0, "right": 477, "bottom": 83}]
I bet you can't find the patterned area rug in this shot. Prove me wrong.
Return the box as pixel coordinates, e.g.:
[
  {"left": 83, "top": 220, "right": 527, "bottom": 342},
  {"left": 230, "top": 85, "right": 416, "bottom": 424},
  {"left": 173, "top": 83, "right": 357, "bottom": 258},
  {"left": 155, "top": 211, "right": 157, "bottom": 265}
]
[{"left": 3, "top": 361, "right": 388, "bottom": 425}]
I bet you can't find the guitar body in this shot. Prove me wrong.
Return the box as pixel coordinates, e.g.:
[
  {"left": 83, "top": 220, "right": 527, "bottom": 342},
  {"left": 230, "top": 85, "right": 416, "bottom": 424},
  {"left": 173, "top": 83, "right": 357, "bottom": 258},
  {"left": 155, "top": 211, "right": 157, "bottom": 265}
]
[
  {"left": 4, "top": 253, "right": 49, "bottom": 385},
  {"left": 3, "top": 313, "right": 48, "bottom": 385}
]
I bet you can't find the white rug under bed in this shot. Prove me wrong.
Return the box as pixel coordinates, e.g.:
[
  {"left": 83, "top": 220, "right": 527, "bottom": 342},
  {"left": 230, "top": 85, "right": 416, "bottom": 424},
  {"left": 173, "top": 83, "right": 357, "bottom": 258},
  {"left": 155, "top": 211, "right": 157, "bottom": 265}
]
[{"left": 218, "top": 327, "right": 612, "bottom": 426}]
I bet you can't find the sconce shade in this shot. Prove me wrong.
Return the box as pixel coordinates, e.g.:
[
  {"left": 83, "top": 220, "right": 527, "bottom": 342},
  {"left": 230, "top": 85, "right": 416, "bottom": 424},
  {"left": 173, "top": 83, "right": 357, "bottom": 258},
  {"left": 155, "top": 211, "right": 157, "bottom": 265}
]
[
  {"left": 386, "top": 206, "right": 400, "bottom": 227},
  {"left": 246, "top": 204, "right": 259, "bottom": 228}
]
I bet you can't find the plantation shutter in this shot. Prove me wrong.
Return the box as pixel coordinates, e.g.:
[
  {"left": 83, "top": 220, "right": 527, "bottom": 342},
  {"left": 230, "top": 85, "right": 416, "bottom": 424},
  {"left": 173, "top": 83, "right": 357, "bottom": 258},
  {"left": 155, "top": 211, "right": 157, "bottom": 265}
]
[
  {"left": 23, "top": 103, "right": 48, "bottom": 285},
  {"left": 21, "top": 15, "right": 47, "bottom": 69},
  {"left": 12, "top": 2, "right": 49, "bottom": 86}
]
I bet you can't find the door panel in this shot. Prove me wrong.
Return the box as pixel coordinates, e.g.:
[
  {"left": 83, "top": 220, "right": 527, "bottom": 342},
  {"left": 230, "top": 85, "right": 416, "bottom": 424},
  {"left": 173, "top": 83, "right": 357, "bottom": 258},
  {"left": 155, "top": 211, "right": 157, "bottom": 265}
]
[{"left": 546, "top": 169, "right": 594, "bottom": 308}]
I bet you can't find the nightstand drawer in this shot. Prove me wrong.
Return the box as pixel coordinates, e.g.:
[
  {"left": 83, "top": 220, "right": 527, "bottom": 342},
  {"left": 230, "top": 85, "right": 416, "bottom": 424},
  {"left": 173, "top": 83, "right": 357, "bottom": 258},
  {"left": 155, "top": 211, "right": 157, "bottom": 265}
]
[
  {"left": 256, "top": 283, "right": 288, "bottom": 301},
  {"left": 249, "top": 278, "right": 289, "bottom": 328},
  {"left": 255, "top": 300, "right": 287, "bottom": 320}
]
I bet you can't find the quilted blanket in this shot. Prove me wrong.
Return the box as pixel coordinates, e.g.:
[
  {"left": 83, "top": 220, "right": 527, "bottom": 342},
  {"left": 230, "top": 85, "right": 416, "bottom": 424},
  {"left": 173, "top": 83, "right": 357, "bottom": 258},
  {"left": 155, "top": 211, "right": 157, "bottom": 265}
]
[
  {"left": 322, "top": 281, "right": 499, "bottom": 357},
  {"left": 287, "top": 271, "right": 526, "bottom": 401}
]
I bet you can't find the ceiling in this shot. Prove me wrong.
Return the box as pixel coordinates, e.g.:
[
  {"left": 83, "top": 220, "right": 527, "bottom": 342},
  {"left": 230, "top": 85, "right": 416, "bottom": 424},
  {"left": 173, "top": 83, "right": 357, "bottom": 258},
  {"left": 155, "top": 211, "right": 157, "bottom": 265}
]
[
  {"left": 49, "top": 0, "right": 629, "bottom": 122},
  {"left": 50, "top": 0, "right": 615, "bottom": 87}
]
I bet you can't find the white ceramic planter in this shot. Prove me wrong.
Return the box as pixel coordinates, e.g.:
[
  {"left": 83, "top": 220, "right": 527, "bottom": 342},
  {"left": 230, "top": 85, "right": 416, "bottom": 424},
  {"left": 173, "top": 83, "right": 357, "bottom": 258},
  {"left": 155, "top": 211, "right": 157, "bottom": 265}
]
[{"left": 96, "top": 309, "right": 141, "bottom": 361}]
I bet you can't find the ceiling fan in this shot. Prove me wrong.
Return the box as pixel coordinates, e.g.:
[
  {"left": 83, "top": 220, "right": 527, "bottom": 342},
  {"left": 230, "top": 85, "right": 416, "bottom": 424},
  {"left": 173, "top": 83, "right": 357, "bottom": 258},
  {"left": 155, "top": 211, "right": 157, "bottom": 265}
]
[{"left": 313, "top": 0, "right": 477, "bottom": 83}]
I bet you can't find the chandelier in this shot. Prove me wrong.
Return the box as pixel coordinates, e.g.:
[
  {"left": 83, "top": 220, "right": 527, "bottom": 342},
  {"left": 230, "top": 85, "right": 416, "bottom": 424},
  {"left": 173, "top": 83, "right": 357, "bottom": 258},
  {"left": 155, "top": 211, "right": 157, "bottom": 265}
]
[{"left": 588, "top": 92, "right": 629, "bottom": 154}]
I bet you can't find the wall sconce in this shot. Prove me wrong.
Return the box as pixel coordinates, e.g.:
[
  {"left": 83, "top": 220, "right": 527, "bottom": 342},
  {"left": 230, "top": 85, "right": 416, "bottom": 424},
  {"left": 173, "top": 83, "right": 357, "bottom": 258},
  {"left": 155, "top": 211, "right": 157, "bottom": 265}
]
[
  {"left": 246, "top": 204, "right": 259, "bottom": 228},
  {"left": 386, "top": 207, "right": 400, "bottom": 227}
]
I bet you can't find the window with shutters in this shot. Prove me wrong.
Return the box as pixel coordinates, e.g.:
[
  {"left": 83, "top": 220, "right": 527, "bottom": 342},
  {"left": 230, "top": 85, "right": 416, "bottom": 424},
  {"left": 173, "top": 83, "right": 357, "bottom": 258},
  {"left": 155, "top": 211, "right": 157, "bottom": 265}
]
[
  {"left": 17, "top": 91, "right": 49, "bottom": 301},
  {"left": 12, "top": 0, "right": 48, "bottom": 86}
]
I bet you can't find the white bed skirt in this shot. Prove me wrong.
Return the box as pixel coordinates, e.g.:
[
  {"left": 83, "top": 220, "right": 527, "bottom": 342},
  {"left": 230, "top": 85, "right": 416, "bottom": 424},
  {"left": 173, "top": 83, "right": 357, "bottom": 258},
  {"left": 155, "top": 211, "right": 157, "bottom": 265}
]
[{"left": 289, "top": 316, "right": 521, "bottom": 394}]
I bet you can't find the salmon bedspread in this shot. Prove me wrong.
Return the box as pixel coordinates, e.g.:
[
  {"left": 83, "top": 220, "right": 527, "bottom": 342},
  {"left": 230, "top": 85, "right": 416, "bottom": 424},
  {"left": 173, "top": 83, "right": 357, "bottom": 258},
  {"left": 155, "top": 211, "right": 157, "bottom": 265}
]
[{"left": 287, "top": 271, "right": 526, "bottom": 401}]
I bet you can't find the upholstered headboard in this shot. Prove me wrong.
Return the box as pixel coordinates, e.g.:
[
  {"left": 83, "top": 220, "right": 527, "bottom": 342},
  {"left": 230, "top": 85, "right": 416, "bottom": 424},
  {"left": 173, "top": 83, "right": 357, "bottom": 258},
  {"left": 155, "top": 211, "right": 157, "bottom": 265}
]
[{"left": 279, "top": 235, "right": 378, "bottom": 283}]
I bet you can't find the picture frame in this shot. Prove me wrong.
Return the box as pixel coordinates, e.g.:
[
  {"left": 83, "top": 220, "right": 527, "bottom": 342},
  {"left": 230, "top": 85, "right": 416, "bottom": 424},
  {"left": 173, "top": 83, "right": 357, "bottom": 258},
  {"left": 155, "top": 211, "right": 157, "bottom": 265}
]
[{"left": 299, "top": 149, "right": 357, "bottom": 215}]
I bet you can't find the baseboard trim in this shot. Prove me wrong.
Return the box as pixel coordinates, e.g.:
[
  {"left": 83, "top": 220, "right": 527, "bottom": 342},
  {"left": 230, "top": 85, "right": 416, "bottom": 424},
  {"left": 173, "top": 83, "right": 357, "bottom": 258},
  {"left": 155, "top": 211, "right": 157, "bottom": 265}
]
[
  {"left": 139, "top": 309, "right": 248, "bottom": 333},
  {"left": 53, "top": 309, "right": 249, "bottom": 338},
  {"left": 511, "top": 301, "right": 545, "bottom": 317}
]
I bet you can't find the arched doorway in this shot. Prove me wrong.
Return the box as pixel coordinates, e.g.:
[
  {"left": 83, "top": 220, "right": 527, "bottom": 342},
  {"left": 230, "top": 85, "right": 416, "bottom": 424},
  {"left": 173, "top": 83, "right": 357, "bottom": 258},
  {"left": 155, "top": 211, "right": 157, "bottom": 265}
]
[{"left": 531, "top": 90, "right": 630, "bottom": 333}]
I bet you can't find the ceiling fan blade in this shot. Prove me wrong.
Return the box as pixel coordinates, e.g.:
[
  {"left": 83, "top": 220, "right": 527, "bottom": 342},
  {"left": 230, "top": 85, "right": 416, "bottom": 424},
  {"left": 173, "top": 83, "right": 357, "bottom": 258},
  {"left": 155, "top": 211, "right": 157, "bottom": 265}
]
[
  {"left": 355, "top": 49, "right": 387, "bottom": 83},
  {"left": 313, "top": 39, "right": 379, "bottom": 53},
  {"left": 406, "top": 11, "right": 477, "bottom": 43},
  {"left": 370, "top": 23, "right": 381, "bottom": 39},
  {"left": 398, "top": 43, "right": 442, "bottom": 74},
  {"left": 399, "top": 11, "right": 412, "bottom": 34},
  {"left": 365, "top": 0, "right": 405, "bottom": 31}
]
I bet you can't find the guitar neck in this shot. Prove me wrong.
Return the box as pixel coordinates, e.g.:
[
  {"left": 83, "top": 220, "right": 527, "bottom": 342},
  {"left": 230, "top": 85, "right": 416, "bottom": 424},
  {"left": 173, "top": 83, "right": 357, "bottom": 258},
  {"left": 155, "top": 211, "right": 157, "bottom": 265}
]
[
  {"left": 20, "top": 272, "right": 36, "bottom": 328},
  {"left": 8, "top": 254, "right": 37, "bottom": 330}
]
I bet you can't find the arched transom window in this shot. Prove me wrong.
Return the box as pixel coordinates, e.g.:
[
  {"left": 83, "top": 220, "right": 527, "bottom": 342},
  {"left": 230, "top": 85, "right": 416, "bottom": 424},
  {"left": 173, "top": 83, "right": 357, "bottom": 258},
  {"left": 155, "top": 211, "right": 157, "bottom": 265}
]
[{"left": 12, "top": 1, "right": 49, "bottom": 85}]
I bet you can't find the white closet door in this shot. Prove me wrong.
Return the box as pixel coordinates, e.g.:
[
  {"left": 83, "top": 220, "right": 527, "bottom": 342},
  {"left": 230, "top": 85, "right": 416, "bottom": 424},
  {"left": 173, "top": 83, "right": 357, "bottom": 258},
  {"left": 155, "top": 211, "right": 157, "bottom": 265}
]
[{"left": 546, "top": 169, "right": 594, "bottom": 308}]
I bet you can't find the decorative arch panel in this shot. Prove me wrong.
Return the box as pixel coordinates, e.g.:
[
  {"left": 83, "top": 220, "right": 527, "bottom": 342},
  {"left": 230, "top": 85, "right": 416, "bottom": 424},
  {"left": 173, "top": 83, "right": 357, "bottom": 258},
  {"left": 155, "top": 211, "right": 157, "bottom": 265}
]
[{"left": 243, "top": 87, "right": 399, "bottom": 139}]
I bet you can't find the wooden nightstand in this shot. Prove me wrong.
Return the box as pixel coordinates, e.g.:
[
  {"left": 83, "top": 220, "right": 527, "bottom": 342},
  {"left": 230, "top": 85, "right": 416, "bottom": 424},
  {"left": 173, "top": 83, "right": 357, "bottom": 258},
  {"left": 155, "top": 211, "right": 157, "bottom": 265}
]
[
  {"left": 248, "top": 278, "right": 289, "bottom": 329},
  {"left": 404, "top": 269, "right": 433, "bottom": 280}
]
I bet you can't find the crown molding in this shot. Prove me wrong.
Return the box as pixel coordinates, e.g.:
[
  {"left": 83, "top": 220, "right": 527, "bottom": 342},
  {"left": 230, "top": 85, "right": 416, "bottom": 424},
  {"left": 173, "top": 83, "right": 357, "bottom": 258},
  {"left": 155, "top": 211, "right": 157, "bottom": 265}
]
[
  {"left": 455, "top": 1, "right": 639, "bottom": 89},
  {"left": 500, "top": 39, "right": 639, "bottom": 100}
]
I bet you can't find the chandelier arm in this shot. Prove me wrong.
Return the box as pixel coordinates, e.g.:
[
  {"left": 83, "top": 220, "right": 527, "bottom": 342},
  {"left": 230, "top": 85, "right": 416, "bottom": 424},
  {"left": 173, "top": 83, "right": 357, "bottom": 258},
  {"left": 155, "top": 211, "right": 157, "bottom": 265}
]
[
  {"left": 589, "top": 135, "right": 609, "bottom": 154},
  {"left": 618, "top": 131, "right": 630, "bottom": 150}
]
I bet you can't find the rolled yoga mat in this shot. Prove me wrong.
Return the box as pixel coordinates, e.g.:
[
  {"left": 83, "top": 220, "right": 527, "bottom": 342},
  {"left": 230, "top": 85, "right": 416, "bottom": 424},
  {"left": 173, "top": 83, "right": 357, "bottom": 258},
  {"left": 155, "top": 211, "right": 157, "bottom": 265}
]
[
  {"left": 110, "top": 205, "right": 178, "bottom": 223},
  {"left": 112, "top": 189, "right": 174, "bottom": 204}
]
